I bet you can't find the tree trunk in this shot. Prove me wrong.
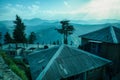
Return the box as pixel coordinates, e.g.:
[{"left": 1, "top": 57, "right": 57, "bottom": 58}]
[{"left": 64, "top": 30, "right": 68, "bottom": 44}]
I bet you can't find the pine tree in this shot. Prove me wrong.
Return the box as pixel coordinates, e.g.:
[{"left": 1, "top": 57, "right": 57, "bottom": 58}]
[
  {"left": 4, "top": 32, "right": 12, "bottom": 44},
  {"left": 56, "top": 20, "right": 74, "bottom": 44},
  {"left": 13, "top": 15, "right": 26, "bottom": 47},
  {"left": 28, "top": 32, "right": 36, "bottom": 44}
]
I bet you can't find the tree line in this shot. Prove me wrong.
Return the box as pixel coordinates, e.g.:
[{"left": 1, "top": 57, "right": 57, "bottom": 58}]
[
  {"left": 3, "top": 15, "right": 36, "bottom": 47},
  {"left": 0, "top": 15, "right": 75, "bottom": 48}
]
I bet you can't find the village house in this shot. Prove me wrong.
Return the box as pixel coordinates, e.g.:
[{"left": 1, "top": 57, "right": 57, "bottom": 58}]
[
  {"left": 79, "top": 26, "right": 120, "bottom": 75},
  {"left": 1, "top": 44, "right": 24, "bottom": 61},
  {"left": 27, "top": 45, "right": 111, "bottom": 80},
  {"left": 2, "top": 43, "right": 42, "bottom": 59},
  {"left": 2, "top": 43, "right": 57, "bottom": 64}
]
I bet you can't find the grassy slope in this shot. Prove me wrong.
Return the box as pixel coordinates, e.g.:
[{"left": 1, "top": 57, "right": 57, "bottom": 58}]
[{"left": 0, "top": 50, "right": 28, "bottom": 80}]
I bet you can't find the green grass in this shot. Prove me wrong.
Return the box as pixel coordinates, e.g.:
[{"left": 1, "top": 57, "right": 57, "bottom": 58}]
[
  {"left": 13, "top": 59, "right": 32, "bottom": 80},
  {"left": 0, "top": 50, "right": 28, "bottom": 80}
]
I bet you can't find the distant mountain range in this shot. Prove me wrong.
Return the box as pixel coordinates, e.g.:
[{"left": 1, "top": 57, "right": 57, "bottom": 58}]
[
  {"left": 0, "top": 18, "right": 120, "bottom": 46},
  {"left": 70, "top": 19, "right": 120, "bottom": 24}
]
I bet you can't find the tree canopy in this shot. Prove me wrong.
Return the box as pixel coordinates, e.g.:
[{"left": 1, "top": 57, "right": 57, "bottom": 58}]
[
  {"left": 28, "top": 32, "right": 36, "bottom": 44},
  {"left": 56, "top": 20, "right": 74, "bottom": 44},
  {"left": 13, "top": 15, "right": 26, "bottom": 43},
  {"left": 4, "top": 32, "right": 12, "bottom": 44}
]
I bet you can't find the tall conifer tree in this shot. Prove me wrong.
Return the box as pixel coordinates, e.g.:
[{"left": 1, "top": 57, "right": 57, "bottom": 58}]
[{"left": 13, "top": 15, "right": 26, "bottom": 48}]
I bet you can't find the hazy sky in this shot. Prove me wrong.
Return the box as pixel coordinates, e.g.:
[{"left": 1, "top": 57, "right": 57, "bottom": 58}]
[{"left": 0, "top": 0, "right": 120, "bottom": 21}]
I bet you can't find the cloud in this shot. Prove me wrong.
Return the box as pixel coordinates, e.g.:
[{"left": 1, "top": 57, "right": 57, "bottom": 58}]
[
  {"left": 0, "top": 0, "right": 120, "bottom": 20},
  {"left": 58, "top": 0, "right": 120, "bottom": 20},
  {"left": 0, "top": 4, "right": 42, "bottom": 20},
  {"left": 74, "top": 0, "right": 120, "bottom": 20},
  {"left": 64, "top": 1, "right": 71, "bottom": 7}
]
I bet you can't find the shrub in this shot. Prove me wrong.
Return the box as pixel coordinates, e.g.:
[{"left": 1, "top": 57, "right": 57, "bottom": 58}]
[
  {"left": 44, "top": 45, "right": 49, "bottom": 49},
  {"left": 0, "top": 50, "right": 28, "bottom": 80}
]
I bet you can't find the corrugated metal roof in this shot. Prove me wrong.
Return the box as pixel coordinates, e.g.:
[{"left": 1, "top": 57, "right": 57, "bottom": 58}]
[
  {"left": 27, "top": 46, "right": 59, "bottom": 80},
  {"left": 27, "top": 45, "right": 111, "bottom": 80},
  {"left": 79, "top": 26, "right": 120, "bottom": 44}
]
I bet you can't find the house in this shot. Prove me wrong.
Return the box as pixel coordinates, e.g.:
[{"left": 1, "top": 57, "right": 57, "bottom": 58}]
[
  {"left": 1, "top": 44, "right": 25, "bottom": 61},
  {"left": 27, "top": 45, "right": 111, "bottom": 80},
  {"left": 79, "top": 26, "right": 120, "bottom": 75}
]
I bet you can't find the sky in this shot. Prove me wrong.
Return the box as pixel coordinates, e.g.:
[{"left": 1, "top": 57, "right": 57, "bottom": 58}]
[{"left": 0, "top": 0, "right": 120, "bottom": 21}]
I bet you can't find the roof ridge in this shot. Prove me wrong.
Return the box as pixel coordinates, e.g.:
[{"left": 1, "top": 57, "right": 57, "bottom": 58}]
[
  {"left": 36, "top": 45, "right": 64, "bottom": 80},
  {"left": 79, "top": 26, "right": 120, "bottom": 43},
  {"left": 110, "top": 26, "right": 118, "bottom": 43},
  {"left": 79, "top": 26, "right": 109, "bottom": 37},
  {"left": 35, "top": 45, "right": 111, "bottom": 80}
]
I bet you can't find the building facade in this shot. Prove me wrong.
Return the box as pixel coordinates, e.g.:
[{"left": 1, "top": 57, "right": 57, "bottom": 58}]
[{"left": 79, "top": 26, "right": 120, "bottom": 75}]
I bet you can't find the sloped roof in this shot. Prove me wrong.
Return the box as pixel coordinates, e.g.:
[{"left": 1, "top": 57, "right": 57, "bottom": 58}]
[
  {"left": 28, "top": 45, "right": 111, "bottom": 80},
  {"left": 79, "top": 26, "right": 120, "bottom": 44},
  {"left": 27, "top": 46, "right": 59, "bottom": 80}
]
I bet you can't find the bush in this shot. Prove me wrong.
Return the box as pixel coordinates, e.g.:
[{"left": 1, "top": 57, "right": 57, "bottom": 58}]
[{"left": 44, "top": 45, "right": 49, "bottom": 49}]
